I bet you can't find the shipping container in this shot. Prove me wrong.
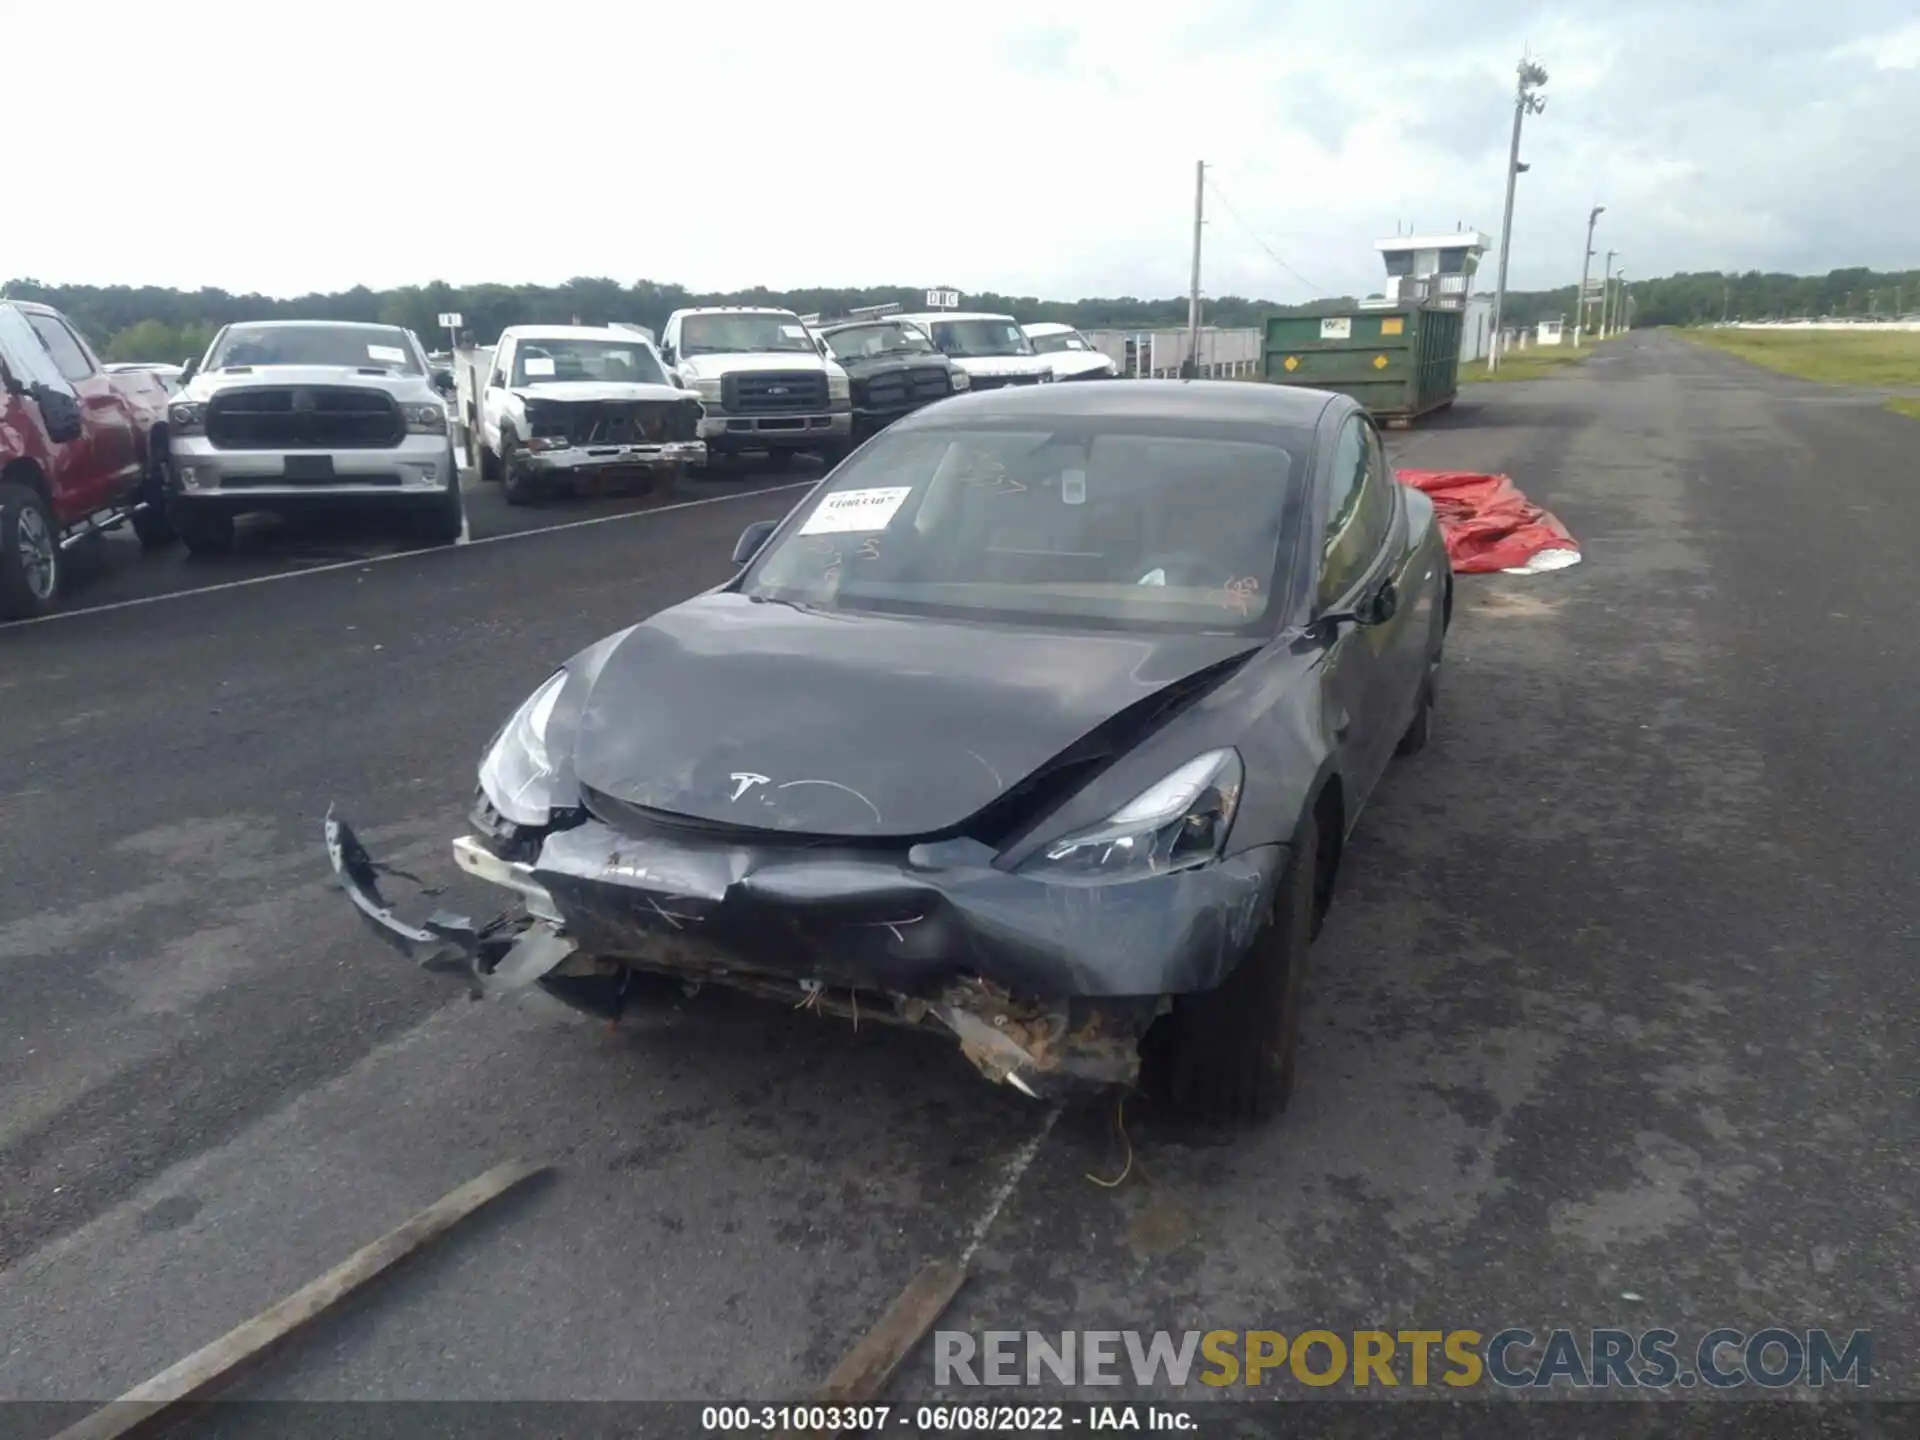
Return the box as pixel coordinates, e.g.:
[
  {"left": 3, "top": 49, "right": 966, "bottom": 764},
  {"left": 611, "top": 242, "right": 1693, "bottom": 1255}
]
[{"left": 1260, "top": 307, "right": 1462, "bottom": 423}]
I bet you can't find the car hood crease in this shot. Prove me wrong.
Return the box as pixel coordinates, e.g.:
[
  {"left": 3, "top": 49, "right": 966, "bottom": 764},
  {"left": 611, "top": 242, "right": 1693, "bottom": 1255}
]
[{"left": 568, "top": 593, "right": 1260, "bottom": 840}]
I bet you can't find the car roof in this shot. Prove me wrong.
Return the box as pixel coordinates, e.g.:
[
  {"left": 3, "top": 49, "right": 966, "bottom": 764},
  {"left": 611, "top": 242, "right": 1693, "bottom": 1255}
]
[
  {"left": 675, "top": 306, "right": 797, "bottom": 317},
  {"left": 1021, "top": 322, "right": 1077, "bottom": 337},
  {"left": 894, "top": 377, "right": 1342, "bottom": 431},
  {"left": 503, "top": 325, "right": 656, "bottom": 342}
]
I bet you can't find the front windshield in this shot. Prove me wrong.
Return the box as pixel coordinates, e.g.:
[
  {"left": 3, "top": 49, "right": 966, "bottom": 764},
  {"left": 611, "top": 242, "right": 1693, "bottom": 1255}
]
[
  {"left": 679, "top": 313, "right": 819, "bottom": 356},
  {"left": 207, "top": 324, "right": 422, "bottom": 374},
  {"left": 741, "top": 423, "right": 1304, "bottom": 633},
  {"left": 512, "top": 338, "right": 669, "bottom": 386},
  {"left": 1029, "top": 331, "right": 1092, "bottom": 354},
  {"left": 823, "top": 323, "right": 938, "bottom": 361},
  {"left": 928, "top": 319, "right": 1034, "bottom": 358}
]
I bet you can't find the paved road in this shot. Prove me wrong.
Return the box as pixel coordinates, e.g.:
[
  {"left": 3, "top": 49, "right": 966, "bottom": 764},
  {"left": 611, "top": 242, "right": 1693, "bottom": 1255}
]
[
  {"left": 1, "top": 334, "right": 1913, "bottom": 1410},
  {"left": 41, "top": 455, "right": 810, "bottom": 616}
]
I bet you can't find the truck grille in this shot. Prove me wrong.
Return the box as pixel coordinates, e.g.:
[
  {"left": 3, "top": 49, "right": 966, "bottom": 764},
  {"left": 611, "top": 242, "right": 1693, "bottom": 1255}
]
[
  {"left": 524, "top": 398, "right": 701, "bottom": 445},
  {"left": 966, "top": 373, "right": 1045, "bottom": 392},
  {"left": 860, "top": 366, "right": 952, "bottom": 410},
  {"left": 205, "top": 387, "right": 402, "bottom": 450},
  {"left": 723, "top": 371, "right": 828, "bottom": 413}
]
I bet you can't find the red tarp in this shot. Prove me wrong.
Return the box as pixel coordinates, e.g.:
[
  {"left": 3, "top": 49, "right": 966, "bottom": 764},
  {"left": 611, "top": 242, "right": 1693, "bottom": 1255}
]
[{"left": 1396, "top": 469, "right": 1581, "bottom": 575}]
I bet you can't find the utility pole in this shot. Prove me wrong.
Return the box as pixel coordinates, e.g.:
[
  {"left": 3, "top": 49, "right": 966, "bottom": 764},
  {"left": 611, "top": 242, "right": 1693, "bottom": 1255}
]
[
  {"left": 1599, "top": 249, "right": 1617, "bottom": 336},
  {"left": 1613, "top": 269, "right": 1627, "bottom": 335},
  {"left": 1185, "top": 160, "right": 1205, "bottom": 379},
  {"left": 1487, "top": 56, "right": 1549, "bottom": 373},
  {"left": 1575, "top": 204, "right": 1603, "bottom": 346}
]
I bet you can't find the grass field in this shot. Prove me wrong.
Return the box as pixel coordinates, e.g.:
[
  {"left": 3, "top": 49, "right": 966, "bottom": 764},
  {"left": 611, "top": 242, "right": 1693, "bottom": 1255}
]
[
  {"left": 1680, "top": 329, "right": 1920, "bottom": 420},
  {"left": 1459, "top": 342, "right": 1596, "bottom": 383}
]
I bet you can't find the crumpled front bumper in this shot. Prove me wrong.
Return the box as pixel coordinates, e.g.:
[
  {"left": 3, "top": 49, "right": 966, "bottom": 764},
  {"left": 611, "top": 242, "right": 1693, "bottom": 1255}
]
[
  {"left": 324, "top": 809, "right": 1283, "bottom": 1099},
  {"left": 517, "top": 439, "right": 705, "bottom": 476}
]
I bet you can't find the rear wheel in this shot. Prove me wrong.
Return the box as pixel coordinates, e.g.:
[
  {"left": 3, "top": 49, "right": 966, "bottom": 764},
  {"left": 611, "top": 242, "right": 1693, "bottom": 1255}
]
[
  {"left": 1160, "top": 816, "right": 1317, "bottom": 1120},
  {"left": 131, "top": 442, "right": 175, "bottom": 549},
  {"left": 174, "top": 502, "right": 235, "bottom": 555},
  {"left": 0, "top": 482, "right": 62, "bottom": 621}
]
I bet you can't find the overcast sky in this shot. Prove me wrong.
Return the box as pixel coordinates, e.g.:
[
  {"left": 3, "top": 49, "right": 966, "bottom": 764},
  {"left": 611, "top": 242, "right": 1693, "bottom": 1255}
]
[{"left": 13, "top": 1, "right": 1916, "bottom": 302}]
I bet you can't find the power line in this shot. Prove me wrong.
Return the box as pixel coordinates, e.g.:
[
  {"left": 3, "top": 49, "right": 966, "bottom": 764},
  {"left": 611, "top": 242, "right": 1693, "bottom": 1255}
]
[{"left": 1202, "top": 174, "right": 1323, "bottom": 296}]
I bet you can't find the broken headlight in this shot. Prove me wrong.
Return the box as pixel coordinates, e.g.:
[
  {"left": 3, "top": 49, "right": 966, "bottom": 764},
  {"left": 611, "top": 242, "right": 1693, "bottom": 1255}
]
[
  {"left": 1021, "top": 748, "right": 1243, "bottom": 882},
  {"left": 477, "top": 669, "right": 569, "bottom": 826}
]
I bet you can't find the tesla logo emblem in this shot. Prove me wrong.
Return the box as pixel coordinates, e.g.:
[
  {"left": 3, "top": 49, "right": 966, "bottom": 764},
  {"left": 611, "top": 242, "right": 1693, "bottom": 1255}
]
[
  {"left": 768, "top": 386, "right": 788, "bottom": 396},
  {"left": 727, "top": 772, "right": 770, "bottom": 802}
]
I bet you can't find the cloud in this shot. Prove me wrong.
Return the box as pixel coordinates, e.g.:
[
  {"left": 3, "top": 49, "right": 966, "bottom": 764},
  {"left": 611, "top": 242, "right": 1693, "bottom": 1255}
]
[{"left": 7, "top": 0, "right": 1912, "bottom": 302}]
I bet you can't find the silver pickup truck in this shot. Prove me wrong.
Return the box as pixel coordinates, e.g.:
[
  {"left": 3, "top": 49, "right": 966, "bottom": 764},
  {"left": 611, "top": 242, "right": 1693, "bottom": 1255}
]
[{"left": 166, "top": 320, "right": 464, "bottom": 552}]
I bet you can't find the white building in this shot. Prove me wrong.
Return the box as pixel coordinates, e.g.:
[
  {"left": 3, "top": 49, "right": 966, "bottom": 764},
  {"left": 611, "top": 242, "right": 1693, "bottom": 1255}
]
[
  {"left": 1535, "top": 319, "right": 1565, "bottom": 347},
  {"left": 1367, "top": 230, "right": 1494, "bottom": 367}
]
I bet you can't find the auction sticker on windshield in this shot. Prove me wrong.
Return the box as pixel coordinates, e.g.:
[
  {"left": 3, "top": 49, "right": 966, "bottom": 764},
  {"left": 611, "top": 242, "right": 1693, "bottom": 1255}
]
[
  {"left": 367, "top": 345, "right": 408, "bottom": 363},
  {"left": 799, "top": 486, "right": 913, "bottom": 535}
]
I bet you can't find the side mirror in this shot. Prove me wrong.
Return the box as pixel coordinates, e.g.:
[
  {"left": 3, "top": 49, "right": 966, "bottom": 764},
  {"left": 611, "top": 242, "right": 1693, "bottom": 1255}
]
[
  {"left": 179, "top": 356, "right": 200, "bottom": 384},
  {"left": 659, "top": 344, "right": 676, "bottom": 365},
  {"left": 432, "top": 368, "right": 456, "bottom": 396},
  {"left": 1321, "top": 578, "right": 1398, "bottom": 633},
  {"left": 732, "top": 518, "right": 778, "bottom": 567}
]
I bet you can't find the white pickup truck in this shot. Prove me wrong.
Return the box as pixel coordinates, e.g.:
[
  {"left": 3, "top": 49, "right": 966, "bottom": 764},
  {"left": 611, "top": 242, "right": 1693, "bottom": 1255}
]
[
  {"left": 658, "top": 307, "right": 852, "bottom": 470},
  {"left": 477, "top": 325, "right": 704, "bottom": 504}
]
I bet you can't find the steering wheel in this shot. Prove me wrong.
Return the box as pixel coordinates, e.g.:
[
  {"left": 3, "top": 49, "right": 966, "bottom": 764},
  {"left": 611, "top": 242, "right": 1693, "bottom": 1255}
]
[{"left": 1134, "top": 552, "right": 1223, "bottom": 587}]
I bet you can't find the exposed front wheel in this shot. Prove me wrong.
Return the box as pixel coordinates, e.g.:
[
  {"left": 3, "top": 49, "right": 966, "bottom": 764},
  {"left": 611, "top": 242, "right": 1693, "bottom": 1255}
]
[
  {"left": 0, "top": 482, "right": 62, "bottom": 621},
  {"left": 1158, "top": 815, "right": 1317, "bottom": 1121},
  {"left": 501, "top": 434, "right": 537, "bottom": 506}
]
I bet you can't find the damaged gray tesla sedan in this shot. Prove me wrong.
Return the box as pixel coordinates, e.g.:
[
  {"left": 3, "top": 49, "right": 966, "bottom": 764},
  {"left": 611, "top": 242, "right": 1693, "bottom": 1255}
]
[{"left": 328, "top": 379, "right": 1450, "bottom": 1119}]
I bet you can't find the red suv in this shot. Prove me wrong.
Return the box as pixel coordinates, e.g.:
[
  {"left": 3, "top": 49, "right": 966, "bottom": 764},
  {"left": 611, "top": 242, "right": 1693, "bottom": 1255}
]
[{"left": 0, "top": 300, "right": 175, "bottom": 620}]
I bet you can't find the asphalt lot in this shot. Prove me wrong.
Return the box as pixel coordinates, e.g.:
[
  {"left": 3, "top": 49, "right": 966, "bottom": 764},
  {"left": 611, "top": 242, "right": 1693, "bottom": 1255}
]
[{"left": 2, "top": 333, "right": 1915, "bottom": 1414}]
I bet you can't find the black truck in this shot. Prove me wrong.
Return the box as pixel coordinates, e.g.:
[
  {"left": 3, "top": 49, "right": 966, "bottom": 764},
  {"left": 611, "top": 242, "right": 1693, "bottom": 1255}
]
[{"left": 810, "top": 314, "right": 968, "bottom": 439}]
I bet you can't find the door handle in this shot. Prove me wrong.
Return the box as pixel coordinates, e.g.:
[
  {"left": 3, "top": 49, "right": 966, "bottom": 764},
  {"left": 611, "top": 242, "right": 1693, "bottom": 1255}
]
[{"left": 1334, "top": 708, "right": 1351, "bottom": 741}]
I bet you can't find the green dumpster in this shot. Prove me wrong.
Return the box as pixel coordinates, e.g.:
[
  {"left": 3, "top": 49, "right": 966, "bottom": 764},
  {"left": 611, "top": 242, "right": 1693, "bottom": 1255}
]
[{"left": 1261, "top": 306, "right": 1462, "bottom": 423}]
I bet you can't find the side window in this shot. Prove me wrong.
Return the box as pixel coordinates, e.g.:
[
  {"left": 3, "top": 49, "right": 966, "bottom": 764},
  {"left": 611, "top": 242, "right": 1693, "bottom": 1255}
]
[
  {"left": 488, "top": 340, "right": 510, "bottom": 388},
  {"left": 26, "top": 314, "right": 96, "bottom": 383},
  {"left": 1318, "top": 416, "right": 1392, "bottom": 604}
]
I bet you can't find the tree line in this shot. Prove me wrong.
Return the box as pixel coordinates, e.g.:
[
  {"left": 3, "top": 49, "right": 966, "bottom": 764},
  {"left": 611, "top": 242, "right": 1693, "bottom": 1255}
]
[{"left": 4, "top": 266, "right": 1914, "bottom": 364}]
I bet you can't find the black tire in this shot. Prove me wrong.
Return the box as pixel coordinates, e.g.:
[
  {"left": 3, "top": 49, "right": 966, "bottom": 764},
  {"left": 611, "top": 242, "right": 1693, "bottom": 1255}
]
[
  {"left": 416, "top": 448, "right": 465, "bottom": 544},
  {"left": 130, "top": 441, "right": 176, "bottom": 549},
  {"left": 479, "top": 439, "right": 501, "bottom": 483},
  {"left": 174, "top": 502, "right": 236, "bottom": 555},
  {"left": 500, "top": 432, "right": 537, "bottom": 506},
  {"left": 1161, "top": 816, "right": 1317, "bottom": 1121},
  {"left": 0, "top": 481, "right": 62, "bottom": 621},
  {"left": 1397, "top": 642, "right": 1442, "bottom": 757},
  {"left": 763, "top": 449, "right": 795, "bottom": 472},
  {"left": 816, "top": 440, "right": 852, "bottom": 469}
]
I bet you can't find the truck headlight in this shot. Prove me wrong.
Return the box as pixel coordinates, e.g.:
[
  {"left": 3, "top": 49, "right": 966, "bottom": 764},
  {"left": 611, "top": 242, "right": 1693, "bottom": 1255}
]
[
  {"left": 169, "top": 402, "right": 207, "bottom": 434},
  {"left": 949, "top": 369, "right": 971, "bottom": 391},
  {"left": 477, "top": 670, "right": 569, "bottom": 826},
  {"left": 401, "top": 403, "right": 447, "bottom": 434},
  {"left": 690, "top": 376, "right": 723, "bottom": 402},
  {"left": 1019, "top": 749, "right": 1243, "bottom": 882},
  {"left": 827, "top": 372, "right": 850, "bottom": 402}
]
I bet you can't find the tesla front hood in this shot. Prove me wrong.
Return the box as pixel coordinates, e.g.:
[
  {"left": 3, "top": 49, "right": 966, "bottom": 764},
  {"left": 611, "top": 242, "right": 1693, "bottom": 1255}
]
[
  {"left": 568, "top": 593, "right": 1257, "bottom": 840},
  {"left": 511, "top": 380, "right": 687, "bottom": 404}
]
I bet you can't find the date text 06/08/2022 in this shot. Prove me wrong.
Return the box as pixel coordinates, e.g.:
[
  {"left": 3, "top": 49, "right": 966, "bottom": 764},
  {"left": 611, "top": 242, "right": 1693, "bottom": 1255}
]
[{"left": 700, "top": 1404, "right": 1192, "bottom": 1431}]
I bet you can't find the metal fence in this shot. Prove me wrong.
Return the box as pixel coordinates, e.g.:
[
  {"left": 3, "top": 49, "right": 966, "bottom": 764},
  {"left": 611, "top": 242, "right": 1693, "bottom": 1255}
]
[{"left": 1081, "top": 328, "right": 1263, "bottom": 379}]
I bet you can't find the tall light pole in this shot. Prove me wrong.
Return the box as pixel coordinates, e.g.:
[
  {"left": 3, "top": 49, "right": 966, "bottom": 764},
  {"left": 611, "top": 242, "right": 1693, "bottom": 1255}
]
[
  {"left": 1185, "top": 160, "right": 1206, "bottom": 379},
  {"left": 1487, "top": 56, "right": 1549, "bottom": 373},
  {"left": 1574, "top": 204, "right": 1603, "bottom": 346},
  {"left": 1599, "top": 249, "right": 1617, "bottom": 337},
  {"left": 1613, "top": 269, "right": 1628, "bottom": 335}
]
